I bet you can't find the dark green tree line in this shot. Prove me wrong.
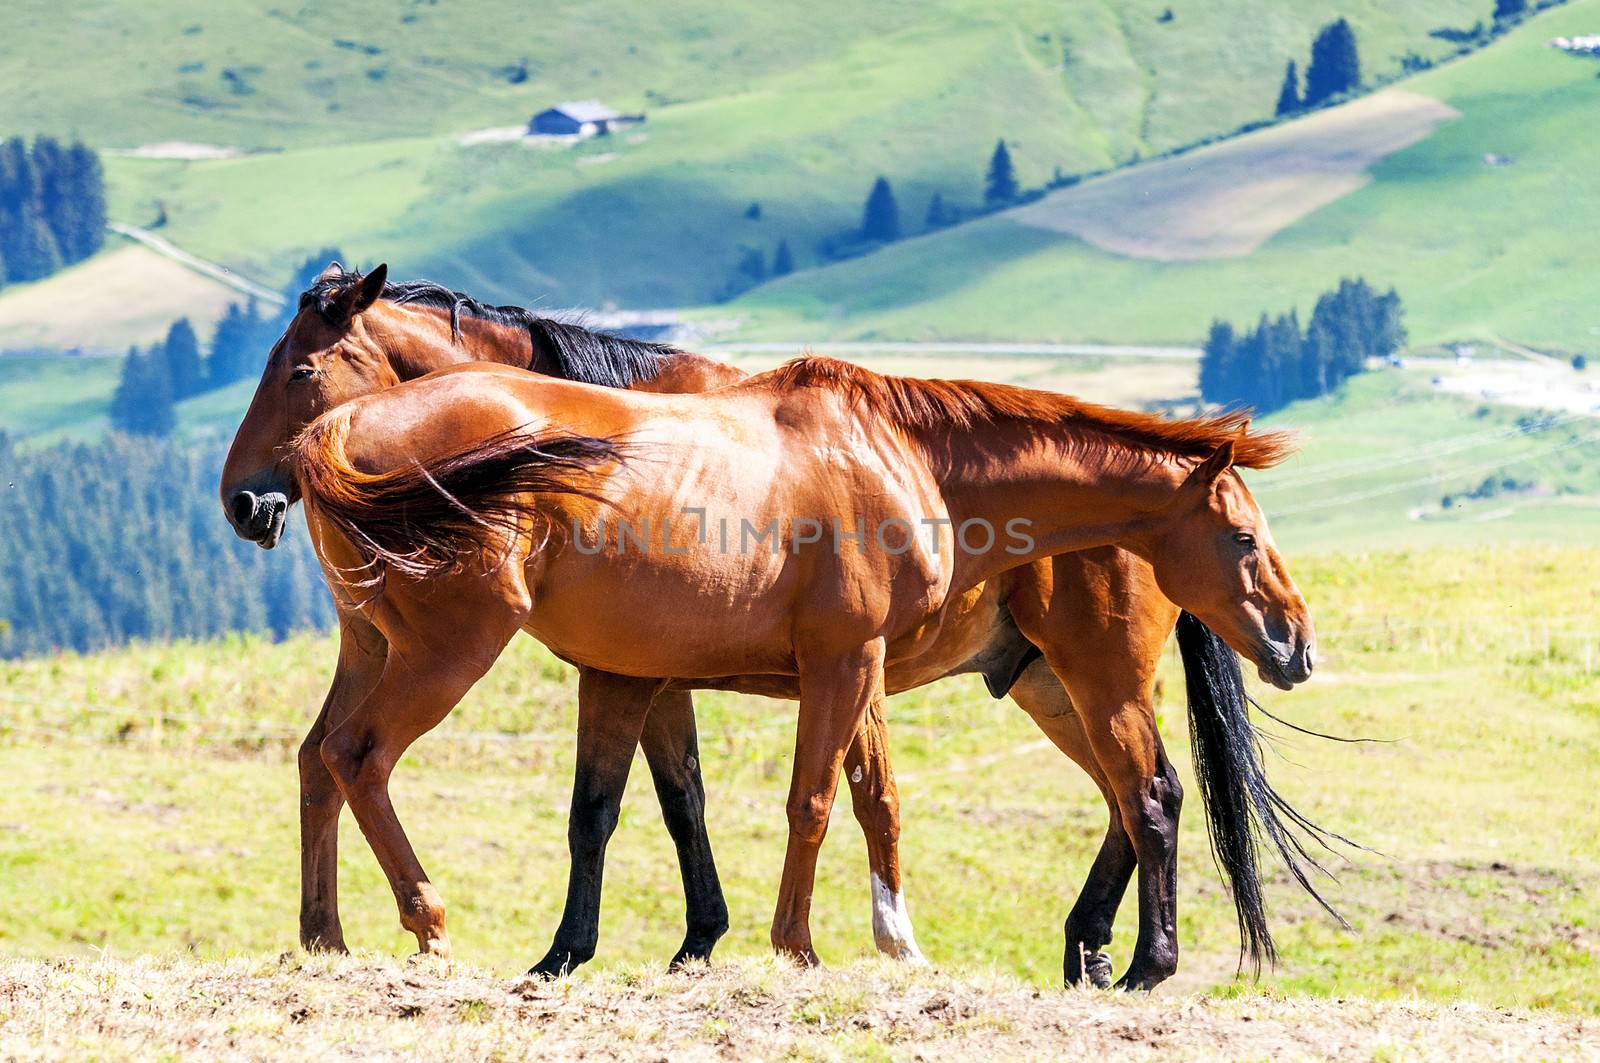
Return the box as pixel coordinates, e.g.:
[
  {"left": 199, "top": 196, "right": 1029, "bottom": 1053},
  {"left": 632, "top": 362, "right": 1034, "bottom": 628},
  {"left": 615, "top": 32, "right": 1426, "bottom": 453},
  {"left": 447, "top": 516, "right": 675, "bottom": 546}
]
[
  {"left": 109, "top": 251, "right": 336, "bottom": 436},
  {"left": 0, "top": 433, "right": 334, "bottom": 657},
  {"left": 0, "top": 135, "right": 105, "bottom": 288},
  {"left": 1199, "top": 278, "right": 1405, "bottom": 414}
]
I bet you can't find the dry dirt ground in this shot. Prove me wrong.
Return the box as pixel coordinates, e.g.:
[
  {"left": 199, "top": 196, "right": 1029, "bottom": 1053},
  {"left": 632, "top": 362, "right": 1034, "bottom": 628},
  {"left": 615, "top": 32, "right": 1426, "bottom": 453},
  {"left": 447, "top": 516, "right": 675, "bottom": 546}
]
[
  {"left": 1, "top": 955, "right": 1594, "bottom": 1061},
  {"left": 1012, "top": 89, "right": 1459, "bottom": 261}
]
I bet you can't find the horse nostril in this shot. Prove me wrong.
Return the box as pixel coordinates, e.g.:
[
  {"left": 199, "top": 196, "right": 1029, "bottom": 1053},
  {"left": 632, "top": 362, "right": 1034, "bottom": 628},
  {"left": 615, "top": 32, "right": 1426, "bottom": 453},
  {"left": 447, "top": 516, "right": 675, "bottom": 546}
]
[
  {"left": 230, "top": 491, "right": 259, "bottom": 528},
  {"left": 1295, "top": 642, "right": 1316, "bottom": 679}
]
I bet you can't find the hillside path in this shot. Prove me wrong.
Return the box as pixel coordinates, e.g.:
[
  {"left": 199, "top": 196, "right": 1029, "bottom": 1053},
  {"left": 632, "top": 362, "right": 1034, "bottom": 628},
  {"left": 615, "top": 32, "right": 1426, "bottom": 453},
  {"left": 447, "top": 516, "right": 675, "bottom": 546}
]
[{"left": 107, "top": 223, "right": 286, "bottom": 308}]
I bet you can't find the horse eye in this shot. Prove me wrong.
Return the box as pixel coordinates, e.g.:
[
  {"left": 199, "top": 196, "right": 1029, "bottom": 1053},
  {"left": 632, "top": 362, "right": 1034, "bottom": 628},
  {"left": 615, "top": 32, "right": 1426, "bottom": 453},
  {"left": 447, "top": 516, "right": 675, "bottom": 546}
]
[
  {"left": 290, "top": 366, "right": 317, "bottom": 382},
  {"left": 1233, "top": 531, "right": 1257, "bottom": 549}
]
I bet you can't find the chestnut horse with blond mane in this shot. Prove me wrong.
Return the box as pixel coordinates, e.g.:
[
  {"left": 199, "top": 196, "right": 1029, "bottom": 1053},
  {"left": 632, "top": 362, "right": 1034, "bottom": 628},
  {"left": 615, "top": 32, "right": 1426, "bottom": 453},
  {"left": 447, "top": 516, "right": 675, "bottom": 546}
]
[{"left": 222, "top": 265, "right": 1342, "bottom": 989}]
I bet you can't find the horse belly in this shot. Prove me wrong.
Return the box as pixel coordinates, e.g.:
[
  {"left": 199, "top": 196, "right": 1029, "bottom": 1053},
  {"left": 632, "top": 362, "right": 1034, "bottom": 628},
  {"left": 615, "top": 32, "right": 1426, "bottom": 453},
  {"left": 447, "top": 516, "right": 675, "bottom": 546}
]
[{"left": 523, "top": 551, "right": 796, "bottom": 678}]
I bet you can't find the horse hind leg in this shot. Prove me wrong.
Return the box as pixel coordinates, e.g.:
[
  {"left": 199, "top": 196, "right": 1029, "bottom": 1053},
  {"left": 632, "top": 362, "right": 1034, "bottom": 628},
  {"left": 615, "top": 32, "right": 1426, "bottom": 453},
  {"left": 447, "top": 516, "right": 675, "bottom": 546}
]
[
  {"left": 1057, "top": 670, "right": 1181, "bottom": 991},
  {"left": 530, "top": 667, "right": 661, "bottom": 978},
  {"left": 842, "top": 696, "right": 926, "bottom": 963}
]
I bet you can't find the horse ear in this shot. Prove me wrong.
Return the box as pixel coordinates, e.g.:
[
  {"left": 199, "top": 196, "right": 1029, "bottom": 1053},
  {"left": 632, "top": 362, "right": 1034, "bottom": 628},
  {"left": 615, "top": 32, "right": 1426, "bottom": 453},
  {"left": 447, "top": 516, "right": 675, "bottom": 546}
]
[
  {"left": 316, "top": 260, "right": 346, "bottom": 283},
  {"left": 327, "top": 263, "right": 388, "bottom": 325},
  {"left": 1184, "top": 441, "right": 1235, "bottom": 489},
  {"left": 354, "top": 262, "right": 388, "bottom": 313}
]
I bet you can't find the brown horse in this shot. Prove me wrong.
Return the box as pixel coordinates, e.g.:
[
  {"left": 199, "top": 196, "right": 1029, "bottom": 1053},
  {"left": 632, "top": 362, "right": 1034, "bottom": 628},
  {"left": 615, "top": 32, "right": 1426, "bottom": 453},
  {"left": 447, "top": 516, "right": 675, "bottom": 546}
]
[
  {"left": 282, "top": 357, "right": 1324, "bottom": 977},
  {"left": 222, "top": 266, "right": 1339, "bottom": 988}
]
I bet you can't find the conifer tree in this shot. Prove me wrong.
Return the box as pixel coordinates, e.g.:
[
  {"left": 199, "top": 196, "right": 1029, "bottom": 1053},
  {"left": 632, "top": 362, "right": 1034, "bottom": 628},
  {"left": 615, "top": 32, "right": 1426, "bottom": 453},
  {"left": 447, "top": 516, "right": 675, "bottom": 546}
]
[
  {"left": 159, "top": 318, "right": 204, "bottom": 398},
  {"left": 1199, "top": 320, "right": 1236, "bottom": 406},
  {"left": 61, "top": 142, "right": 106, "bottom": 262},
  {"left": 984, "top": 139, "right": 1018, "bottom": 206},
  {"left": 110, "top": 346, "right": 176, "bottom": 437},
  {"left": 0, "top": 137, "right": 63, "bottom": 281},
  {"left": 1275, "top": 60, "right": 1302, "bottom": 116},
  {"left": 771, "top": 239, "right": 794, "bottom": 277},
  {"left": 861, "top": 176, "right": 900, "bottom": 243},
  {"left": 207, "top": 300, "right": 269, "bottom": 388},
  {"left": 1304, "top": 19, "right": 1361, "bottom": 107}
]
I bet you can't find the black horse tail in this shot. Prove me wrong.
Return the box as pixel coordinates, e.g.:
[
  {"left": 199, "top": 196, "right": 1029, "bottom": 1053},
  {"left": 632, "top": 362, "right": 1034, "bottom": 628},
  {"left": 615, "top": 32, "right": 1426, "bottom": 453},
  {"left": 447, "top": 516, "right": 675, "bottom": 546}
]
[{"left": 1175, "top": 610, "right": 1355, "bottom": 972}]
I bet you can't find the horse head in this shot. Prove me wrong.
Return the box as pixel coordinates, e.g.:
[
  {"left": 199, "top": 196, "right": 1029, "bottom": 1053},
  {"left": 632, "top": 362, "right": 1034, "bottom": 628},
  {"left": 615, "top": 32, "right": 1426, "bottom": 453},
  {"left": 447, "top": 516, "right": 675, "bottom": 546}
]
[{"left": 1138, "top": 441, "right": 1316, "bottom": 690}]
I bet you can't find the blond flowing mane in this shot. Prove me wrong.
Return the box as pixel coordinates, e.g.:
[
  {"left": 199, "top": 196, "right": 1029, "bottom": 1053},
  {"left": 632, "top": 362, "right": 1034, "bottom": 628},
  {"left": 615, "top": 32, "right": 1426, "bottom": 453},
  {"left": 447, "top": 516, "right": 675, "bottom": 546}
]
[{"left": 759, "top": 356, "right": 1296, "bottom": 469}]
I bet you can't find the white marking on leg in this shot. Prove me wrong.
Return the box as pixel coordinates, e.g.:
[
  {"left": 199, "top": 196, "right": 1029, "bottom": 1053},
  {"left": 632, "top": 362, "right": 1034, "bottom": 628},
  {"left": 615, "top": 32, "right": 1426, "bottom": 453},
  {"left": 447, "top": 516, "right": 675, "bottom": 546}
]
[{"left": 870, "top": 871, "right": 927, "bottom": 964}]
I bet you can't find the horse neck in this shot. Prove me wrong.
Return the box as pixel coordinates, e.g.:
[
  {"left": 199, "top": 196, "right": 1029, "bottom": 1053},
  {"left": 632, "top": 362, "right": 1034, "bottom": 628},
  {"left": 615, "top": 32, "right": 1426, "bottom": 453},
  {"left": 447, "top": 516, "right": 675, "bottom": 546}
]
[
  {"left": 377, "top": 302, "right": 533, "bottom": 382},
  {"left": 928, "top": 419, "right": 1187, "bottom": 588},
  {"left": 630, "top": 350, "right": 748, "bottom": 394},
  {"left": 381, "top": 300, "right": 749, "bottom": 395}
]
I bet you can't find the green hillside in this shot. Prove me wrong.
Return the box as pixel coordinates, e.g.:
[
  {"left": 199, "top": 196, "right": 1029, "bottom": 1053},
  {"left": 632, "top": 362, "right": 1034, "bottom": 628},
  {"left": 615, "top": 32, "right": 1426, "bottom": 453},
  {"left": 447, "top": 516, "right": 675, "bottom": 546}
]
[
  {"left": 0, "top": 0, "right": 1487, "bottom": 325},
  {"left": 731, "top": 0, "right": 1600, "bottom": 353}
]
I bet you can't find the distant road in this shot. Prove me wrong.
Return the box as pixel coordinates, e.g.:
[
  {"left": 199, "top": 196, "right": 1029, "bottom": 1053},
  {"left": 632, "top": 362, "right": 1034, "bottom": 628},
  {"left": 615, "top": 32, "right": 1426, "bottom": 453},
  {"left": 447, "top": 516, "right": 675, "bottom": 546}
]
[
  {"left": 107, "top": 222, "right": 286, "bottom": 307},
  {"left": 704, "top": 340, "right": 1201, "bottom": 359}
]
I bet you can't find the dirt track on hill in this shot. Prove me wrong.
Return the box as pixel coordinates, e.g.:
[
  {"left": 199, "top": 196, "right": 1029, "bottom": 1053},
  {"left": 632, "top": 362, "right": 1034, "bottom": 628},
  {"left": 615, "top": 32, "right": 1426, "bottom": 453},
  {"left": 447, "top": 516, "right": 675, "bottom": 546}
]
[
  {"left": 2, "top": 955, "right": 1594, "bottom": 1061},
  {"left": 1013, "top": 90, "right": 1459, "bottom": 262}
]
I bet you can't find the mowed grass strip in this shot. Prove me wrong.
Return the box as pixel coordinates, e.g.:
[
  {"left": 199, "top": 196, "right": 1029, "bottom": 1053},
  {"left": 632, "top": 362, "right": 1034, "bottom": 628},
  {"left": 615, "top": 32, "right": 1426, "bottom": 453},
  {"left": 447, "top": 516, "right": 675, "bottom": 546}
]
[
  {"left": 0, "top": 548, "right": 1596, "bottom": 1012},
  {"left": 1011, "top": 90, "right": 1459, "bottom": 261},
  {"left": 0, "top": 244, "right": 240, "bottom": 353}
]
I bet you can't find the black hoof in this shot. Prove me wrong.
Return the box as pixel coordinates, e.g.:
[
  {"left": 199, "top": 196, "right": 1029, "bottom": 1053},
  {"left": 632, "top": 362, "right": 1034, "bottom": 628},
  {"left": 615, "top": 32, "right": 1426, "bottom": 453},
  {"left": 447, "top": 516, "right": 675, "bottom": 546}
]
[
  {"left": 668, "top": 939, "right": 718, "bottom": 971},
  {"left": 1064, "top": 941, "right": 1114, "bottom": 989},
  {"left": 1073, "top": 952, "right": 1114, "bottom": 989},
  {"left": 1113, "top": 963, "right": 1175, "bottom": 992},
  {"left": 527, "top": 947, "right": 589, "bottom": 980}
]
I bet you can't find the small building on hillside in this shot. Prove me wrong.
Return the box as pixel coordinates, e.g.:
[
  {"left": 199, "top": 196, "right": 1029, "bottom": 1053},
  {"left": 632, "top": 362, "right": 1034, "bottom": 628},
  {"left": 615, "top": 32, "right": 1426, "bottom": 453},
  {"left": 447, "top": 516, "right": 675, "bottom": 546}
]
[{"left": 527, "top": 101, "right": 645, "bottom": 137}]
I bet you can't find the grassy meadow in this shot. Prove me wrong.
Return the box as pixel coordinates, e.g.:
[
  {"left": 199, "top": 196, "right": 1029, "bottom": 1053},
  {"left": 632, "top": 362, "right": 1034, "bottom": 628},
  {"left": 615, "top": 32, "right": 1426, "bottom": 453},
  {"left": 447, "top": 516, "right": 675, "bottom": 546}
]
[
  {"left": 1256, "top": 363, "right": 1600, "bottom": 552},
  {"left": 0, "top": 0, "right": 1493, "bottom": 336},
  {"left": 2, "top": 547, "right": 1597, "bottom": 1014},
  {"left": 733, "top": 0, "right": 1600, "bottom": 354},
  {"left": 1, "top": 3, "right": 1598, "bottom": 1052}
]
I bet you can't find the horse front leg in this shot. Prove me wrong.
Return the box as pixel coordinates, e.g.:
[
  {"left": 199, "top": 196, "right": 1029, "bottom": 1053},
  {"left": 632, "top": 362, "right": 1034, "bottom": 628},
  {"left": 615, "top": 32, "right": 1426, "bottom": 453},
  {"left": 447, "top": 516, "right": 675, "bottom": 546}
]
[
  {"left": 1006, "top": 658, "right": 1135, "bottom": 988},
  {"left": 299, "top": 610, "right": 388, "bottom": 953},
  {"left": 1055, "top": 672, "right": 1181, "bottom": 991},
  {"left": 529, "top": 668, "right": 661, "bottom": 978},
  {"left": 638, "top": 688, "right": 730, "bottom": 969},
  {"left": 1008, "top": 551, "right": 1180, "bottom": 990},
  {"left": 842, "top": 696, "right": 925, "bottom": 963},
  {"left": 771, "top": 638, "right": 886, "bottom": 966},
  {"left": 319, "top": 601, "right": 522, "bottom": 959}
]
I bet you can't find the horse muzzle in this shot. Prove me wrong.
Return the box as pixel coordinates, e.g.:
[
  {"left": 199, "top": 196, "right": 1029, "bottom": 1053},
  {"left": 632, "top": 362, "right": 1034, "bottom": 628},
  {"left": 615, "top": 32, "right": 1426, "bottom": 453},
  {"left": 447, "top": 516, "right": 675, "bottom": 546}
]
[
  {"left": 1256, "top": 638, "right": 1315, "bottom": 690},
  {"left": 227, "top": 489, "right": 290, "bottom": 549}
]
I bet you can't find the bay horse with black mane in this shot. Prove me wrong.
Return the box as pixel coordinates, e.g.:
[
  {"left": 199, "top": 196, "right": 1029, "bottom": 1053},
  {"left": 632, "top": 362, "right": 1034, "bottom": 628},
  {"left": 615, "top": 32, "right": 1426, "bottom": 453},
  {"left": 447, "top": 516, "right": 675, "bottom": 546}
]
[{"left": 221, "top": 265, "right": 1344, "bottom": 989}]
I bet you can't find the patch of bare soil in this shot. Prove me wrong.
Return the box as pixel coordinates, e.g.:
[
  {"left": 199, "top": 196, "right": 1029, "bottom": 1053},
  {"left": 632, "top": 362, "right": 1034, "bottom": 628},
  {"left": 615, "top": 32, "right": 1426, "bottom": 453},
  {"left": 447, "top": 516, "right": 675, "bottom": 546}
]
[
  {"left": 1012, "top": 90, "right": 1458, "bottom": 261},
  {"left": 0, "top": 954, "right": 1593, "bottom": 1061}
]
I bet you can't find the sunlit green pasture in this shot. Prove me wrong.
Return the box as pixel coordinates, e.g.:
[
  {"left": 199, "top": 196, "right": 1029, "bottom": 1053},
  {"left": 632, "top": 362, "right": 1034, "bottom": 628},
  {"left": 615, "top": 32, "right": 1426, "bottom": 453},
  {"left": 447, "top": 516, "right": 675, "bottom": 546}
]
[
  {"left": 2, "top": 547, "right": 1596, "bottom": 1012},
  {"left": 0, "top": 0, "right": 1490, "bottom": 338},
  {"left": 734, "top": 0, "right": 1600, "bottom": 354}
]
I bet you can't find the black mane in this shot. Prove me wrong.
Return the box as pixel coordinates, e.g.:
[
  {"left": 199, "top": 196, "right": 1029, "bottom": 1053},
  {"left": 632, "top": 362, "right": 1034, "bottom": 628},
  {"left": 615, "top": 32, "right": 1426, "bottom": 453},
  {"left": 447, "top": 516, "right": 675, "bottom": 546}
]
[{"left": 299, "top": 267, "right": 672, "bottom": 390}]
